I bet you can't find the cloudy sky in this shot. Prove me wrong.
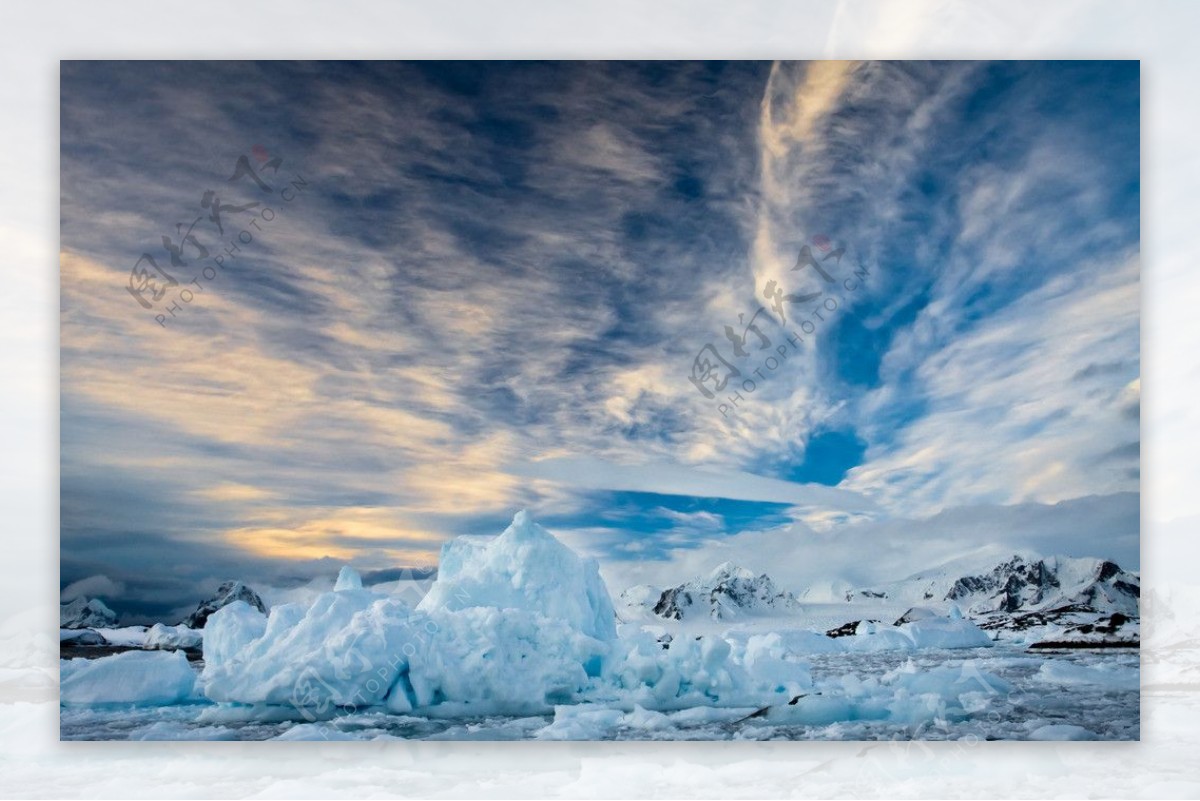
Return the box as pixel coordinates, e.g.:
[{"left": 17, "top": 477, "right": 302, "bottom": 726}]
[{"left": 60, "top": 61, "right": 1139, "bottom": 622}]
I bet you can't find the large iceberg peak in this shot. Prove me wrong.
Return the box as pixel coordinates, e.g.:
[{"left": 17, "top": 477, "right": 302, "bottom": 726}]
[
  {"left": 417, "top": 510, "right": 617, "bottom": 643},
  {"left": 334, "top": 565, "right": 363, "bottom": 591},
  {"left": 507, "top": 508, "right": 535, "bottom": 534},
  {"left": 496, "top": 508, "right": 557, "bottom": 547}
]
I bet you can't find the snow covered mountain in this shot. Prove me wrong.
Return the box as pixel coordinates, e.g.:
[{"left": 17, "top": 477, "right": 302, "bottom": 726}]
[
  {"left": 799, "top": 578, "right": 855, "bottom": 604},
  {"left": 60, "top": 597, "right": 117, "bottom": 629},
  {"left": 851, "top": 554, "right": 1139, "bottom": 618},
  {"left": 840, "top": 547, "right": 1027, "bottom": 606},
  {"left": 945, "top": 555, "right": 1139, "bottom": 617},
  {"left": 183, "top": 581, "right": 267, "bottom": 628},
  {"left": 616, "top": 584, "right": 664, "bottom": 622},
  {"left": 635, "top": 563, "right": 801, "bottom": 621}
]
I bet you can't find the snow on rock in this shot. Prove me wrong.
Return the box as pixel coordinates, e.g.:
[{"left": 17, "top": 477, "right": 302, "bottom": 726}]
[
  {"left": 616, "top": 585, "right": 662, "bottom": 622},
  {"left": 59, "top": 597, "right": 117, "bottom": 629},
  {"left": 846, "top": 554, "right": 1140, "bottom": 647},
  {"left": 945, "top": 555, "right": 1139, "bottom": 617},
  {"left": 826, "top": 620, "right": 883, "bottom": 638},
  {"left": 144, "top": 623, "right": 203, "bottom": 650},
  {"left": 822, "top": 614, "right": 992, "bottom": 651},
  {"left": 59, "top": 629, "right": 105, "bottom": 646},
  {"left": 184, "top": 581, "right": 268, "bottom": 628},
  {"left": 60, "top": 650, "right": 196, "bottom": 705},
  {"left": 849, "top": 552, "right": 1140, "bottom": 620},
  {"left": 1028, "top": 612, "right": 1140, "bottom": 649},
  {"left": 845, "top": 549, "right": 1027, "bottom": 605},
  {"left": 648, "top": 563, "right": 801, "bottom": 621},
  {"left": 417, "top": 510, "right": 617, "bottom": 642},
  {"left": 894, "top": 606, "right": 940, "bottom": 625},
  {"left": 60, "top": 626, "right": 149, "bottom": 647}
]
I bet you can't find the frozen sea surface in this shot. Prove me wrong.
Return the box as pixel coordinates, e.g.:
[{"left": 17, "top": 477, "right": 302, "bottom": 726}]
[{"left": 59, "top": 645, "right": 1138, "bottom": 741}]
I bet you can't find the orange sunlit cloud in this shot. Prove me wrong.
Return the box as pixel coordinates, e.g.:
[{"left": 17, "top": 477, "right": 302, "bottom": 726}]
[{"left": 224, "top": 506, "right": 445, "bottom": 563}]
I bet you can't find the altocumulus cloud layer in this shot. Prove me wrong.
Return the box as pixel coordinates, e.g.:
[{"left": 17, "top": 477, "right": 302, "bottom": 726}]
[{"left": 60, "top": 61, "right": 1138, "bottom": 621}]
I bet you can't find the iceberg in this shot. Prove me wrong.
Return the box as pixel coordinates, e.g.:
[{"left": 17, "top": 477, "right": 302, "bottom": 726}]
[
  {"left": 417, "top": 510, "right": 617, "bottom": 642},
  {"left": 60, "top": 650, "right": 196, "bottom": 706},
  {"left": 59, "top": 628, "right": 106, "bottom": 646},
  {"left": 894, "top": 616, "right": 993, "bottom": 649},
  {"left": 144, "top": 623, "right": 203, "bottom": 650},
  {"left": 95, "top": 625, "right": 149, "bottom": 647},
  {"left": 201, "top": 511, "right": 617, "bottom": 716},
  {"left": 65, "top": 510, "right": 1027, "bottom": 737}
]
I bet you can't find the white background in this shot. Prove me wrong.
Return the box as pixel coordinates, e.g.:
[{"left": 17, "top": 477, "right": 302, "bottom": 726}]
[{"left": 2, "top": 1, "right": 1198, "bottom": 797}]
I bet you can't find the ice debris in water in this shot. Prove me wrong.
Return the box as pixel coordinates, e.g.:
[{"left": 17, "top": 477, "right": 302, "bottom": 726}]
[{"left": 68, "top": 510, "right": 1002, "bottom": 730}]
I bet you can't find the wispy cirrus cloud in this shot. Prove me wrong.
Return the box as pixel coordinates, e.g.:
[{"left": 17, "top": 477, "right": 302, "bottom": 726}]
[{"left": 60, "top": 61, "right": 1139, "bottom": 616}]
